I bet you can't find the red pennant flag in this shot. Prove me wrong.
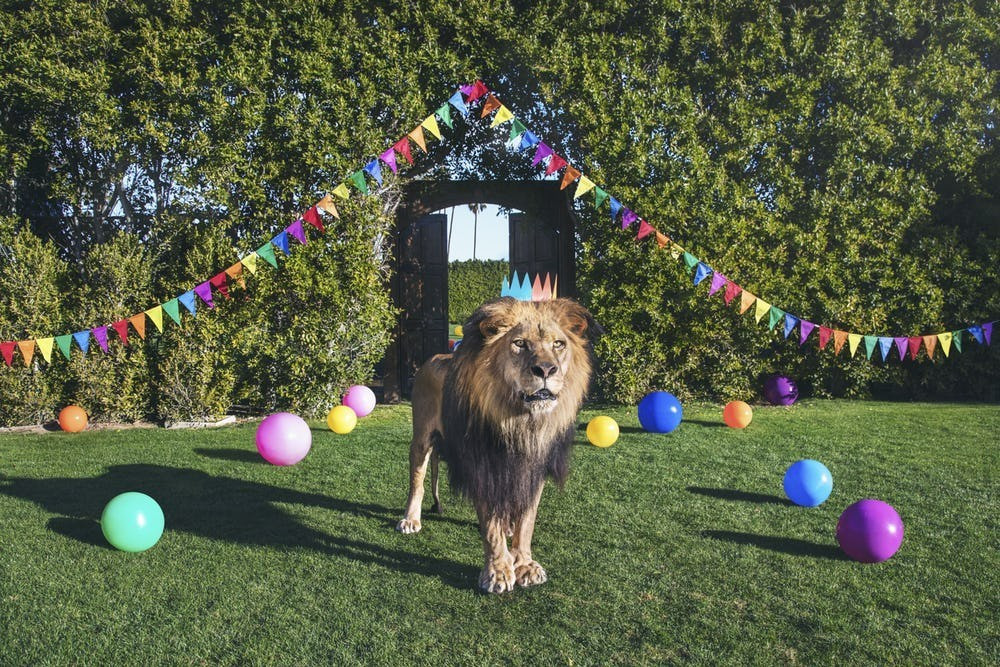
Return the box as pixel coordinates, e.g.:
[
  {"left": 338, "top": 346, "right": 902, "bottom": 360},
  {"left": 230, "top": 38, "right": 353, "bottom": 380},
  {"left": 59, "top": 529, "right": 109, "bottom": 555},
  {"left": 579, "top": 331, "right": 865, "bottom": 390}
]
[
  {"left": 302, "top": 206, "right": 324, "bottom": 233},
  {"left": 545, "top": 155, "right": 567, "bottom": 176},
  {"left": 818, "top": 326, "right": 833, "bottom": 350},
  {"left": 559, "top": 166, "right": 581, "bottom": 190},
  {"left": 480, "top": 94, "right": 502, "bottom": 118},
  {"left": 907, "top": 336, "right": 922, "bottom": 360},
  {"left": 210, "top": 272, "right": 230, "bottom": 299},
  {"left": 112, "top": 319, "right": 130, "bottom": 345},
  {"left": 392, "top": 137, "right": 413, "bottom": 165},
  {"left": 1, "top": 341, "right": 15, "bottom": 366},
  {"left": 467, "top": 80, "right": 489, "bottom": 102},
  {"left": 723, "top": 280, "right": 742, "bottom": 306},
  {"left": 636, "top": 220, "right": 654, "bottom": 240}
]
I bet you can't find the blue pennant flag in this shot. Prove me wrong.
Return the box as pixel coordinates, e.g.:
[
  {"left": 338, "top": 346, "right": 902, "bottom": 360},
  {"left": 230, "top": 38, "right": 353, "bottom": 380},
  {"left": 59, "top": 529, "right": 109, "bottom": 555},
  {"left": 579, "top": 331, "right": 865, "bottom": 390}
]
[
  {"left": 609, "top": 197, "right": 622, "bottom": 221},
  {"left": 693, "top": 262, "right": 712, "bottom": 286},
  {"left": 878, "top": 336, "right": 893, "bottom": 361},
  {"left": 448, "top": 91, "right": 469, "bottom": 117},
  {"left": 73, "top": 330, "right": 91, "bottom": 355},
  {"left": 272, "top": 231, "right": 290, "bottom": 256},
  {"left": 178, "top": 290, "right": 197, "bottom": 316},
  {"left": 783, "top": 314, "right": 800, "bottom": 339},
  {"left": 519, "top": 130, "right": 540, "bottom": 151},
  {"left": 363, "top": 159, "right": 383, "bottom": 186},
  {"left": 967, "top": 324, "right": 984, "bottom": 344}
]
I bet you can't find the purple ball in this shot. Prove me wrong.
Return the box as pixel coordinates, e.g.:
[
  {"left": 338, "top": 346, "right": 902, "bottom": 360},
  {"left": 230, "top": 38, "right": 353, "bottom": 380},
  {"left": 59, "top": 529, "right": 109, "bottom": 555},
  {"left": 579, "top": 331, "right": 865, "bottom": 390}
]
[
  {"left": 836, "top": 499, "right": 904, "bottom": 563},
  {"left": 764, "top": 375, "right": 798, "bottom": 406},
  {"left": 256, "top": 412, "right": 312, "bottom": 466}
]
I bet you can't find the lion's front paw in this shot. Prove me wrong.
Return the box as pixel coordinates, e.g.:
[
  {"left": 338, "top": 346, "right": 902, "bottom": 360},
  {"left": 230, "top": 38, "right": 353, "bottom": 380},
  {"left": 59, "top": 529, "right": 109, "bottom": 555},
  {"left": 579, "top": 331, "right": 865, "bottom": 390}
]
[
  {"left": 514, "top": 560, "right": 548, "bottom": 587},
  {"left": 396, "top": 518, "right": 421, "bottom": 534},
  {"left": 478, "top": 559, "right": 516, "bottom": 594}
]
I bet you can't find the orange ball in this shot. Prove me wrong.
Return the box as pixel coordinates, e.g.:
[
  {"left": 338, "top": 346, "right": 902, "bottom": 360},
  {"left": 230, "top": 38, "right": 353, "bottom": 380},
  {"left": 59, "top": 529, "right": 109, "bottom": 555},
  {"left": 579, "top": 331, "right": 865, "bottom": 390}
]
[
  {"left": 723, "top": 401, "right": 752, "bottom": 429},
  {"left": 58, "top": 405, "right": 88, "bottom": 433}
]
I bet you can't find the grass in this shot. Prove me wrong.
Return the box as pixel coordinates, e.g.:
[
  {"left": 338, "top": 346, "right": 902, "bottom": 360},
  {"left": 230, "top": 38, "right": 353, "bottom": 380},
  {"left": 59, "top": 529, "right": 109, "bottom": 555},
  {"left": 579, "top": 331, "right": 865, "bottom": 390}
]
[{"left": 0, "top": 400, "right": 997, "bottom": 665}]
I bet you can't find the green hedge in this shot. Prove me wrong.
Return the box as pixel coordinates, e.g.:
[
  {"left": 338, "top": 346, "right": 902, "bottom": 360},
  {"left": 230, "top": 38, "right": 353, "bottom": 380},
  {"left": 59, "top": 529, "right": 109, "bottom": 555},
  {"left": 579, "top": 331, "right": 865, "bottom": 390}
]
[{"left": 448, "top": 259, "right": 509, "bottom": 324}]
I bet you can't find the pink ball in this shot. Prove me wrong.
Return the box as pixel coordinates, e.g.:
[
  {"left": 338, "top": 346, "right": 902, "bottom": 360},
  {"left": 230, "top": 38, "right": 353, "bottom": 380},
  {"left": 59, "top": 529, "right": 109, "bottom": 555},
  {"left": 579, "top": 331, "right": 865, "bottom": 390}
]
[
  {"left": 255, "top": 412, "right": 312, "bottom": 466},
  {"left": 342, "top": 385, "right": 376, "bottom": 418}
]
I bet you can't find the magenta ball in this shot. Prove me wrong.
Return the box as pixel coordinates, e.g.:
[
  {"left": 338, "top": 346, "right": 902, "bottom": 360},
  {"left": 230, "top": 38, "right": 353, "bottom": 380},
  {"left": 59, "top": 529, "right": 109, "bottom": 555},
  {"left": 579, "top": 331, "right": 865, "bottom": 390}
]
[
  {"left": 836, "top": 499, "right": 904, "bottom": 563},
  {"left": 342, "top": 385, "right": 376, "bottom": 418},
  {"left": 764, "top": 374, "right": 798, "bottom": 406},
  {"left": 255, "top": 412, "right": 312, "bottom": 466}
]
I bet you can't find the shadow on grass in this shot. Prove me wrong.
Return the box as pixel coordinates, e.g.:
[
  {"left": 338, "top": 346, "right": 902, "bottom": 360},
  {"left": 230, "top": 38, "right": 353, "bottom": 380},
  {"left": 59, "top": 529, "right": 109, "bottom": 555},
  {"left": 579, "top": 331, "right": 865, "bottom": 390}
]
[
  {"left": 681, "top": 419, "right": 727, "bottom": 429},
  {"left": 194, "top": 447, "right": 267, "bottom": 464},
  {"left": 702, "top": 530, "right": 848, "bottom": 560},
  {"left": 1, "top": 464, "right": 478, "bottom": 589},
  {"left": 687, "top": 486, "right": 791, "bottom": 506}
]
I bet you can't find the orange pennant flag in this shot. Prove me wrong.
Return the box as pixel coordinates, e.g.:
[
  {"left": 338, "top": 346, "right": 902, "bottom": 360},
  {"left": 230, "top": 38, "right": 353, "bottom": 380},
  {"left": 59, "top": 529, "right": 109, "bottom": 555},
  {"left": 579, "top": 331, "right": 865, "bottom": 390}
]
[
  {"left": 739, "top": 290, "right": 756, "bottom": 314},
  {"left": 225, "top": 263, "right": 246, "bottom": 289},
  {"left": 480, "top": 94, "right": 502, "bottom": 118},
  {"left": 560, "top": 166, "right": 581, "bottom": 190},
  {"left": 922, "top": 335, "right": 938, "bottom": 361},
  {"left": 317, "top": 194, "right": 339, "bottom": 219},
  {"left": 17, "top": 340, "right": 35, "bottom": 367},
  {"left": 129, "top": 313, "right": 147, "bottom": 340},
  {"left": 655, "top": 232, "right": 670, "bottom": 249},
  {"left": 408, "top": 126, "right": 427, "bottom": 153},
  {"left": 833, "top": 330, "right": 849, "bottom": 355}
]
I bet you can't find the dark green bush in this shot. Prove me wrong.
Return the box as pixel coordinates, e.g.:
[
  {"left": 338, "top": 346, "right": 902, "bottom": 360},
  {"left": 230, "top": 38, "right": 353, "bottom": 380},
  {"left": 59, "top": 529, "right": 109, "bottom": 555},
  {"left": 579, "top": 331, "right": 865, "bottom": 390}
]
[{"left": 448, "top": 259, "right": 509, "bottom": 324}]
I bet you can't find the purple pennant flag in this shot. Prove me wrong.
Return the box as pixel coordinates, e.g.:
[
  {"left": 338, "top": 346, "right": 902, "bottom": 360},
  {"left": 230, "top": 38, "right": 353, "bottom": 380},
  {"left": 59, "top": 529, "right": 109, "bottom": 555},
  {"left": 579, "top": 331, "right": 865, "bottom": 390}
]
[
  {"left": 878, "top": 336, "right": 893, "bottom": 361},
  {"left": 783, "top": 314, "right": 799, "bottom": 339},
  {"left": 893, "top": 336, "right": 909, "bottom": 360},
  {"left": 363, "top": 159, "right": 383, "bottom": 186},
  {"left": 984, "top": 322, "right": 993, "bottom": 345},
  {"left": 379, "top": 147, "right": 398, "bottom": 174},
  {"left": 287, "top": 219, "right": 307, "bottom": 245},
  {"left": 93, "top": 325, "right": 109, "bottom": 353},
  {"left": 621, "top": 209, "right": 638, "bottom": 230},
  {"left": 967, "top": 325, "right": 984, "bottom": 344},
  {"left": 194, "top": 281, "right": 215, "bottom": 309},
  {"left": 799, "top": 320, "right": 816, "bottom": 345},
  {"left": 531, "top": 142, "right": 553, "bottom": 166},
  {"left": 693, "top": 262, "right": 712, "bottom": 286},
  {"left": 460, "top": 83, "right": 475, "bottom": 96},
  {"left": 708, "top": 272, "right": 727, "bottom": 296}
]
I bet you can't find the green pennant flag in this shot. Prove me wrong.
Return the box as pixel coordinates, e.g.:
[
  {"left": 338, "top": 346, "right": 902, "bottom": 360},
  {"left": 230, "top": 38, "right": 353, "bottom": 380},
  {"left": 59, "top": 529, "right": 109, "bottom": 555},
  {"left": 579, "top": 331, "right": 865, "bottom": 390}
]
[
  {"left": 863, "top": 335, "right": 878, "bottom": 359},
  {"left": 509, "top": 119, "right": 527, "bottom": 141},
  {"left": 682, "top": 252, "right": 699, "bottom": 271},
  {"left": 952, "top": 330, "right": 963, "bottom": 353},
  {"left": 768, "top": 306, "right": 785, "bottom": 331},
  {"left": 55, "top": 334, "right": 73, "bottom": 360},
  {"left": 163, "top": 298, "right": 182, "bottom": 325},
  {"left": 593, "top": 186, "right": 609, "bottom": 209},
  {"left": 256, "top": 242, "right": 278, "bottom": 268},
  {"left": 350, "top": 170, "right": 369, "bottom": 195},
  {"left": 436, "top": 103, "right": 453, "bottom": 129}
]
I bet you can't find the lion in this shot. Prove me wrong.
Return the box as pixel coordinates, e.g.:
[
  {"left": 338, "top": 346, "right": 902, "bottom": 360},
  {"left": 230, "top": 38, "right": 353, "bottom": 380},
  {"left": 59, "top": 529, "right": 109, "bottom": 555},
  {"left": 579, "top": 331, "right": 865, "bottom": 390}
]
[{"left": 396, "top": 297, "right": 600, "bottom": 593}]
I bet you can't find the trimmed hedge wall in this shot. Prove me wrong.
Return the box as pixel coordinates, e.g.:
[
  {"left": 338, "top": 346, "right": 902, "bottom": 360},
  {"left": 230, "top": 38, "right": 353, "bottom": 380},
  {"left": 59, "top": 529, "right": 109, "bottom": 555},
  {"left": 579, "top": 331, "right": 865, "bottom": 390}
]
[{"left": 448, "top": 259, "right": 509, "bottom": 324}]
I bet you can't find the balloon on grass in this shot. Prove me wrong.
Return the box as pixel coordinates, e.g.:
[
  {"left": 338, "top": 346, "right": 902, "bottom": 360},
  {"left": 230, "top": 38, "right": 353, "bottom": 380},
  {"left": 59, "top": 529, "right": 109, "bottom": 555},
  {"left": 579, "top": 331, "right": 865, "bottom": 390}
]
[
  {"left": 326, "top": 405, "right": 358, "bottom": 434},
  {"left": 723, "top": 401, "right": 753, "bottom": 428},
  {"left": 836, "top": 499, "right": 904, "bottom": 563},
  {"left": 58, "top": 405, "right": 88, "bottom": 433},
  {"left": 256, "top": 412, "right": 312, "bottom": 465},
  {"left": 101, "top": 492, "right": 164, "bottom": 552},
  {"left": 764, "top": 374, "right": 798, "bottom": 406},
  {"left": 342, "top": 385, "right": 376, "bottom": 418},
  {"left": 783, "top": 459, "right": 833, "bottom": 507},
  {"left": 586, "top": 416, "right": 619, "bottom": 447},
  {"left": 638, "top": 391, "right": 683, "bottom": 433}
]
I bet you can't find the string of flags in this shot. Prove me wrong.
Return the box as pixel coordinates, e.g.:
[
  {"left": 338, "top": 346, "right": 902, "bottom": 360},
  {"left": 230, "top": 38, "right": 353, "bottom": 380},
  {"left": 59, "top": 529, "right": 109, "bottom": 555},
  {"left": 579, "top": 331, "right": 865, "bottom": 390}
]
[
  {"left": 501, "top": 272, "right": 558, "bottom": 301},
  {"left": 3, "top": 79, "right": 994, "bottom": 368}
]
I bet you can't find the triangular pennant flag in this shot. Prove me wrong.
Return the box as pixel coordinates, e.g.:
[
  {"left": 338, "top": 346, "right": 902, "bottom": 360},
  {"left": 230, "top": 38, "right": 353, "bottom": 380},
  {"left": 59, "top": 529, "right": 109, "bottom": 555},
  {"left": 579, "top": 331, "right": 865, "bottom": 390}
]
[
  {"left": 560, "top": 166, "right": 581, "bottom": 190},
  {"left": 818, "top": 326, "right": 833, "bottom": 350},
  {"left": 682, "top": 252, "right": 699, "bottom": 271},
  {"left": 210, "top": 272, "right": 231, "bottom": 299},
  {"left": 112, "top": 320, "right": 130, "bottom": 345},
  {"left": 241, "top": 252, "right": 259, "bottom": 275},
  {"left": 194, "top": 281, "right": 215, "bottom": 308},
  {"left": 833, "top": 330, "right": 849, "bottom": 355},
  {"left": 379, "top": 148, "right": 398, "bottom": 174},
  {"left": 783, "top": 314, "right": 800, "bottom": 339},
  {"left": 967, "top": 324, "right": 984, "bottom": 344},
  {"left": 73, "top": 330, "right": 91, "bottom": 355},
  {"left": 574, "top": 175, "right": 596, "bottom": 199},
  {"left": 467, "top": 80, "right": 490, "bottom": 102},
  {"left": 938, "top": 331, "right": 953, "bottom": 357},
  {"left": 862, "top": 335, "right": 877, "bottom": 360},
  {"left": 656, "top": 232, "right": 670, "bottom": 249},
  {"left": 17, "top": 340, "right": 35, "bottom": 366},
  {"left": 489, "top": 105, "right": 514, "bottom": 128},
  {"left": 922, "top": 334, "right": 938, "bottom": 360},
  {"left": 545, "top": 154, "right": 567, "bottom": 176},
  {"left": 532, "top": 142, "right": 553, "bottom": 167},
  {"left": 518, "top": 130, "right": 539, "bottom": 151},
  {"left": 256, "top": 243, "right": 278, "bottom": 269},
  {"left": 723, "top": 280, "right": 742, "bottom": 305},
  {"left": 287, "top": 219, "right": 307, "bottom": 245},
  {"left": 531, "top": 274, "right": 543, "bottom": 301},
  {"left": 480, "top": 93, "right": 501, "bottom": 118},
  {"left": 37, "top": 337, "right": 54, "bottom": 363},
  {"left": 0, "top": 342, "right": 14, "bottom": 366},
  {"left": 621, "top": 209, "right": 638, "bottom": 230},
  {"left": 363, "top": 159, "right": 383, "bottom": 186},
  {"left": 541, "top": 274, "right": 552, "bottom": 300},
  {"left": 694, "top": 262, "right": 712, "bottom": 286},
  {"left": 636, "top": 220, "right": 654, "bottom": 241},
  {"left": 349, "top": 170, "right": 369, "bottom": 195},
  {"left": 768, "top": 306, "right": 785, "bottom": 331},
  {"left": 799, "top": 320, "right": 815, "bottom": 345},
  {"left": 593, "top": 187, "right": 609, "bottom": 209},
  {"left": 448, "top": 90, "right": 469, "bottom": 117},
  {"left": 225, "top": 263, "right": 246, "bottom": 289},
  {"left": 56, "top": 334, "right": 74, "bottom": 358},
  {"left": 893, "top": 336, "right": 909, "bottom": 361},
  {"left": 878, "top": 337, "right": 893, "bottom": 361},
  {"left": 92, "top": 326, "right": 109, "bottom": 353},
  {"left": 984, "top": 322, "right": 993, "bottom": 345},
  {"left": 848, "top": 333, "right": 863, "bottom": 357},
  {"left": 754, "top": 299, "right": 771, "bottom": 324},
  {"left": 392, "top": 137, "right": 413, "bottom": 164},
  {"left": 509, "top": 119, "right": 527, "bottom": 141},
  {"left": 146, "top": 306, "right": 164, "bottom": 332},
  {"left": 951, "top": 331, "right": 963, "bottom": 353},
  {"left": 304, "top": 204, "right": 327, "bottom": 230},
  {"left": 163, "top": 298, "right": 182, "bottom": 325},
  {"left": 408, "top": 126, "right": 427, "bottom": 152},
  {"left": 332, "top": 183, "right": 351, "bottom": 199},
  {"left": 708, "top": 272, "right": 727, "bottom": 296},
  {"left": 272, "top": 231, "right": 290, "bottom": 256},
  {"left": 421, "top": 115, "right": 442, "bottom": 140},
  {"left": 740, "top": 291, "right": 756, "bottom": 314},
  {"left": 609, "top": 197, "right": 622, "bottom": 221},
  {"left": 435, "top": 103, "right": 453, "bottom": 130},
  {"left": 178, "top": 291, "right": 197, "bottom": 316},
  {"left": 908, "top": 336, "right": 922, "bottom": 360}
]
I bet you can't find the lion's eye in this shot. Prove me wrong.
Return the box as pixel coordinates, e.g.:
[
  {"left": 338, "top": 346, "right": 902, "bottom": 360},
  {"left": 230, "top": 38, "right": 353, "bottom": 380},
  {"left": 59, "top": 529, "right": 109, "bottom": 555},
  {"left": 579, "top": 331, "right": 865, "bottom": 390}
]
[
  {"left": 553, "top": 340, "right": 566, "bottom": 350},
  {"left": 512, "top": 339, "right": 527, "bottom": 349}
]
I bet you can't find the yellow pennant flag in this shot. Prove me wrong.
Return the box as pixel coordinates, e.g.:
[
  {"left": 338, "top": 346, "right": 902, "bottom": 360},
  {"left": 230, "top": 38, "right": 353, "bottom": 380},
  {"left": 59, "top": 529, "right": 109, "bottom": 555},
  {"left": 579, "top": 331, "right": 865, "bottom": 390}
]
[
  {"left": 317, "top": 194, "right": 339, "bottom": 219},
  {"left": 37, "top": 337, "right": 54, "bottom": 363},
  {"left": 574, "top": 175, "right": 596, "bottom": 199},
  {"left": 17, "top": 340, "right": 35, "bottom": 367},
  {"left": 848, "top": 333, "right": 862, "bottom": 357},
  {"left": 490, "top": 105, "right": 514, "bottom": 128},
  {"left": 421, "top": 116, "right": 442, "bottom": 140},
  {"left": 937, "top": 331, "right": 953, "bottom": 357},
  {"left": 146, "top": 306, "right": 164, "bottom": 332},
  {"left": 408, "top": 126, "right": 427, "bottom": 152},
  {"left": 332, "top": 183, "right": 350, "bottom": 200},
  {"left": 241, "top": 252, "right": 258, "bottom": 275},
  {"left": 754, "top": 298, "right": 771, "bottom": 323},
  {"left": 739, "top": 290, "right": 756, "bottom": 314}
]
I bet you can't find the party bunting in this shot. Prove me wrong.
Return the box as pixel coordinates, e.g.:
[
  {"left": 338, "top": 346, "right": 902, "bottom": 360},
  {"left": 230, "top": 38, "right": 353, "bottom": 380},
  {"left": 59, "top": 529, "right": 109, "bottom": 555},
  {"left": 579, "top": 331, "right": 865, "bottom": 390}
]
[
  {"left": 37, "top": 337, "right": 54, "bottom": 363},
  {"left": 754, "top": 299, "right": 771, "bottom": 324},
  {"left": 392, "top": 137, "right": 413, "bottom": 165},
  {"left": 379, "top": 147, "right": 398, "bottom": 174},
  {"left": 112, "top": 319, "right": 130, "bottom": 345},
  {"left": 518, "top": 130, "right": 539, "bottom": 151},
  {"left": 768, "top": 306, "right": 784, "bottom": 331},
  {"left": 636, "top": 220, "right": 654, "bottom": 241},
  {"left": 593, "top": 187, "right": 609, "bottom": 209},
  {"left": 708, "top": 273, "right": 727, "bottom": 297},
  {"left": 209, "top": 273, "right": 231, "bottom": 299},
  {"left": 834, "top": 331, "right": 849, "bottom": 355},
  {"left": 349, "top": 170, "right": 369, "bottom": 195},
  {"left": 783, "top": 314, "right": 799, "bottom": 339},
  {"left": 448, "top": 90, "right": 469, "bottom": 117},
  {"left": 163, "top": 299, "right": 182, "bottom": 325},
  {"left": 93, "top": 326, "right": 109, "bottom": 353},
  {"left": 560, "top": 166, "right": 581, "bottom": 190},
  {"left": 73, "top": 331, "right": 91, "bottom": 355},
  {"left": 314, "top": 197, "right": 337, "bottom": 222},
  {"left": 609, "top": 197, "right": 622, "bottom": 221},
  {"left": 0, "top": 342, "right": 14, "bottom": 366},
  {"left": 532, "top": 142, "right": 553, "bottom": 167},
  {"left": 694, "top": 263, "right": 712, "bottom": 286},
  {"left": 408, "top": 126, "right": 427, "bottom": 152},
  {"left": 257, "top": 243, "right": 278, "bottom": 269},
  {"left": 490, "top": 105, "right": 514, "bottom": 128},
  {"left": 740, "top": 291, "right": 756, "bottom": 314},
  {"left": 146, "top": 306, "right": 164, "bottom": 332},
  {"left": 421, "top": 115, "right": 442, "bottom": 140},
  {"left": 56, "top": 334, "right": 73, "bottom": 358},
  {"left": 225, "top": 264, "right": 246, "bottom": 289},
  {"left": 878, "top": 337, "right": 893, "bottom": 361},
  {"left": 952, "top": 331, "right": 963, "bottom": 353},
  {"left": 908, "top": 336, "right": 922, "bottom": 360},
  {"left": 656, "top": 232, "right": 670, "bottom": 249},
  {"left": 848, "top": 333, "right": 862, "bottom": 357},
  {"left": 363, "top": 159, "right": 383, "bottom": 187},
  {"left": 724, "top": 280, "right": 742, "bottom": 306},
  {"left": 938, "top": 331, "right": 953, "bottom": 357},
  {"left": 574, "top": 176, "right": 595, "bottom": 199},
  {"left": 194, "top": 282, "right": 215, "bottom": 309},
  {"left": 17, "top": 340, "right": 34, "bottom": 367},
  {"left": 621, "top": 209, "right": 638, "bottom": 230},
  {"left": 178, "top": 291, "right": 197, "bottom": 316},
  {"left": 545, "top": 155, "right": 567, "bottom": 176},
  {"left": 894, "top": 336, "right": 909, "bottom": 361},
  {"left": 272, "top": 231, "right": 290, "bottom": 256},
  {"left": 480, "top": 94, "right": 502, "bottom": 118},
  {"left": 509, "top": 119, "right": 527, "bottom": 142},
  {"left": 800, "top": 320, "right": 815, "bottom": 345},
  {"left": 435, "top": 103, "right": 453, "bottom": 129},
  {"left": 332, "top": 183, "right": 351, "bottom": 199},
  {"left": 863, "top": 335, "right": 877, "bottom": 360},
  {"left": 923, "top": 335, "right": 938, "bottom": 360},
  {"left": 287, "top": 220, "right": 307, "bottom": 245}
]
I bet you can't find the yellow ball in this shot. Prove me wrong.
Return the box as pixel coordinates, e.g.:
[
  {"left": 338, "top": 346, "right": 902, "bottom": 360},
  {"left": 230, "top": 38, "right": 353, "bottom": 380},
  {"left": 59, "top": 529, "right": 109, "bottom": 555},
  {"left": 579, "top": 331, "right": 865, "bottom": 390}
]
[
  {"left": 586, "top": 416, "right": 619, "bottom": 448},
  {"left": 454, "top": 325, "right": 463, "bottom": 336},
  {"left": 326, "top": 405, "right": 357, "bottom": 434}
]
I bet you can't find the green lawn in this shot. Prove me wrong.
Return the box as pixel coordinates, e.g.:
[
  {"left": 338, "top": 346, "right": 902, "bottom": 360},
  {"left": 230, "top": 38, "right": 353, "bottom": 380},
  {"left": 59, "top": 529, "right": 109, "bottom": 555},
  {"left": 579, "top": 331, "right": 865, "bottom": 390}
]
[{"left": 1, "top": 401, "right": 997, "bottom": 665}]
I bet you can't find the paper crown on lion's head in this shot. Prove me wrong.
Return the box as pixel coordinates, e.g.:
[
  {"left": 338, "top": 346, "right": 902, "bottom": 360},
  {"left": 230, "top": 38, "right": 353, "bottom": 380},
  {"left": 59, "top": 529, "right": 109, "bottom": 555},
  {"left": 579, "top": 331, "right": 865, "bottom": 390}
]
[{"left": 500, "top": 271, "right": 557, "bottom": 302}]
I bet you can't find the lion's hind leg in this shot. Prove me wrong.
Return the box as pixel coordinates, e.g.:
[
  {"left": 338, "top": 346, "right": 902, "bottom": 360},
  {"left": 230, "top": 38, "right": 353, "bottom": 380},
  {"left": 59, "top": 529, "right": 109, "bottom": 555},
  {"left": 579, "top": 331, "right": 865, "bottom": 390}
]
[
  {"left": 396, "top": 433, "right": 433, "bottom": 534},
  {"left": 429, "top": 450, "right": 442, "bottom": 514}
]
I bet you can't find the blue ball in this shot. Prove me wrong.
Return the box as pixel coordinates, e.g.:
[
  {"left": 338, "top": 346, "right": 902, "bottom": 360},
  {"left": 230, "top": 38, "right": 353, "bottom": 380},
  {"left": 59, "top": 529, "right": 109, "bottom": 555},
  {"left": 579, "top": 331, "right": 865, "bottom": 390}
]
[
  {"left": 783, "top": 459, "right": 833, "bottom": 507},
  {"left": 637, "top": 391, "right": 683, "bottom": 433}
]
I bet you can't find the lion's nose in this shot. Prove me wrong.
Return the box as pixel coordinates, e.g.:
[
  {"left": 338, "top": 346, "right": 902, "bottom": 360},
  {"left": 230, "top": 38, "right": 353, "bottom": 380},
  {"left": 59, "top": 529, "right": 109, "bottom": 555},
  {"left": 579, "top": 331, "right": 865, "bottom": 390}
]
[{"left": 531, "top": 362, "right": 558, "bottom": 379}]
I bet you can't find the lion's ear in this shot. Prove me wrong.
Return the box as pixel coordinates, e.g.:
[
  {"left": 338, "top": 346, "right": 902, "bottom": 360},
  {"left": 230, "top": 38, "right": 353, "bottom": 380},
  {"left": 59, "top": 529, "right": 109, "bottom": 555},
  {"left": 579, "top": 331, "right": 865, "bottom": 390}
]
[
  {"left": 557, "top": 300, "right": 604, "bottom": 341},
  {"left": 468, "top": 298, "right": 517, "bottom": 342}
]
